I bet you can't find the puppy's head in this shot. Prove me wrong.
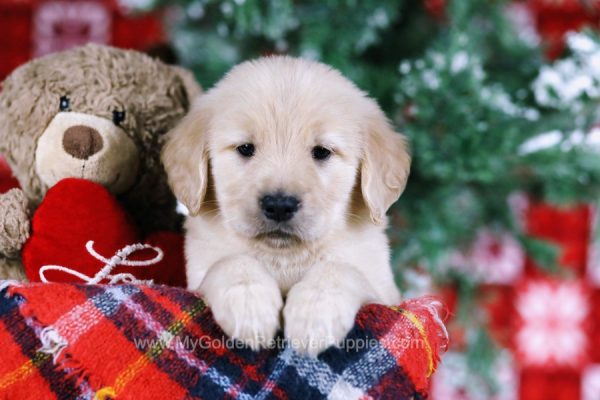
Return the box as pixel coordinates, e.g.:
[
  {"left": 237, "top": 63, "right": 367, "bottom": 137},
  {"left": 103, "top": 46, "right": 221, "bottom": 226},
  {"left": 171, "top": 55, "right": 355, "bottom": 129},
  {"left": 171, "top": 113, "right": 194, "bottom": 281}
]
[{"left": 163, "top": 56, "right": 410, "bottom": 249}]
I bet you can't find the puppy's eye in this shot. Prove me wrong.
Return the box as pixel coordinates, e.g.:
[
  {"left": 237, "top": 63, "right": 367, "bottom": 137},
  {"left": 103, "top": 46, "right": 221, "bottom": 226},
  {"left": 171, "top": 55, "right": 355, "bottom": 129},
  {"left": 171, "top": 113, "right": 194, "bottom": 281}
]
[
  {"left": 59, "top": 96, "right": 70, "bottom": 111},
  {"left": 112, "top": 110, "right": 126, "bottom": 126},
  {"left": 236, "top": 143, "right": 255, "bottom": 158},
  {"left": 312, "top": 146, "right": 332, "bottom": 161}
]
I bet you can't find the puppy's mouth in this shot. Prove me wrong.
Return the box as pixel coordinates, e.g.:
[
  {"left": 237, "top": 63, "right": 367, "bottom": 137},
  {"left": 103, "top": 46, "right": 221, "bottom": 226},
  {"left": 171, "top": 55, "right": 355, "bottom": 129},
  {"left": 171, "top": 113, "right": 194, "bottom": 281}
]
[{"left": 254, "top": 229, "right": 302, "bottom": 248}]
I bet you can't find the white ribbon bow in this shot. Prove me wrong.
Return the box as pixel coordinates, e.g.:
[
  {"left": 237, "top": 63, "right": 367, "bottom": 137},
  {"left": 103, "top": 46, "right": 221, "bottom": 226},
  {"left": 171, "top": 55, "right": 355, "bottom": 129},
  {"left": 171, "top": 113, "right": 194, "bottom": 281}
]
[{"left": 39, "top": 240, "right": 163, "bottom": 285}]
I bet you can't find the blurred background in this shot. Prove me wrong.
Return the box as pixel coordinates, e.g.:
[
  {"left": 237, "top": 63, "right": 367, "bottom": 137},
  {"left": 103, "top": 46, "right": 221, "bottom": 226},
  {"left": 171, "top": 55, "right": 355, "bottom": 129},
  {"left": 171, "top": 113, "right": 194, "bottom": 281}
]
[{"left": 1, "top": 0, "right": 600, "bottom": 398}]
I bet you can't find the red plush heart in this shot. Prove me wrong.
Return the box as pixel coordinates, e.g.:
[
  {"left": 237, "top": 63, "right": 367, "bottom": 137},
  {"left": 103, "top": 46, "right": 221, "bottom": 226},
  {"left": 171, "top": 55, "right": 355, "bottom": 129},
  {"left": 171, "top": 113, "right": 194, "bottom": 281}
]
[{"left": 22, "top": 178, "right": 187, "bottom": 287}]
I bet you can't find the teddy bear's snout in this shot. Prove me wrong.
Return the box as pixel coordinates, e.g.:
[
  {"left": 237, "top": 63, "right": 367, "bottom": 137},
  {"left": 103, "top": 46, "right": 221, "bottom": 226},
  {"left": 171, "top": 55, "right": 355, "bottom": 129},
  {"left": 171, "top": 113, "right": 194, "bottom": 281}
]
[
  {"left": 35, "top": 112, "right": 140, "bottom": 194},
  {"left": 62, "top": 125, "right": 103, "bottom": 160}
]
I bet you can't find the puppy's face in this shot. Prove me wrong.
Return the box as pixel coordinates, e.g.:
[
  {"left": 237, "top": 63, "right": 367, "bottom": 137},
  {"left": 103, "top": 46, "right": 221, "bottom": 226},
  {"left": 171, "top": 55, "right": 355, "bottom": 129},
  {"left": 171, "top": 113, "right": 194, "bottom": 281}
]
[
  {"left": 208, "top": 100, "right": 362, "bottom": 248},
  {"left": 163, "top": 57, "right": 410, "bottom": 249}
]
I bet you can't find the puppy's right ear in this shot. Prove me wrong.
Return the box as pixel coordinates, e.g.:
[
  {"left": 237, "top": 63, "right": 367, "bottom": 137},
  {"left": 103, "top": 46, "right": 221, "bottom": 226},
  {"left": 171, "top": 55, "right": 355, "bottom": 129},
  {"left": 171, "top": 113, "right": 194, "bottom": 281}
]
[{"left": 161, "top": 100, "right": 210, "bottom": 216}]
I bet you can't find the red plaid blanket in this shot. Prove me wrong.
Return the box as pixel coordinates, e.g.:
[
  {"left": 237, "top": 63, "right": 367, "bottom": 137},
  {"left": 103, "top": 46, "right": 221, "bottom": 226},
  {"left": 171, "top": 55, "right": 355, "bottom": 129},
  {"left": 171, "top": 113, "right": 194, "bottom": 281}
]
[{"left": 0, "top": 282, "right": 448, "bottom": 400}]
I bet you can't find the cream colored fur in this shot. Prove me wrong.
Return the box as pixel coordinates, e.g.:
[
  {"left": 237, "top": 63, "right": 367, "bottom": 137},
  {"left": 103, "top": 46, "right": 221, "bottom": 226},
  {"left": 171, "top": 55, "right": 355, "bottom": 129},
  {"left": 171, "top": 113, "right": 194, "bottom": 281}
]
[{"left": 162, "top": 56, "right": 411, "bottom": 355}]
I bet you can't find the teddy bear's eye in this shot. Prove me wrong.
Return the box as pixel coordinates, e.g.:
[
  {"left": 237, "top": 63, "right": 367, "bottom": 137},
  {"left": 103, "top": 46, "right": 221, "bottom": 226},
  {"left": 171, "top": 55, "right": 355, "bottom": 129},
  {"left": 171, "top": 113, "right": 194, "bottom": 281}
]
[
  {"left": 59, "top": 96, "right": 70, "bottom": 111},
  {"left": 112, "top": 110, "right": 126, "bottom": 126}
]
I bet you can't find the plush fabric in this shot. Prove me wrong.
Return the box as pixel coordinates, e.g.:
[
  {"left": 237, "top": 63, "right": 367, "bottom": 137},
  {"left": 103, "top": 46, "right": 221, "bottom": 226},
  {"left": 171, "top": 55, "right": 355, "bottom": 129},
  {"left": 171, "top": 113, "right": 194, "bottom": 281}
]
[
  {"left": 0, "top": 43, "right": 193, "bottom": 233},
  {"left": 0, "top": 44, "right": 199, "bottom": 279},
  {"left": 0, "top": 188, "right": 29, "bottom": 281},
  {"left": 0, "top": 188, "right": 29, "bottom": 259},
  {"left": 23, "top": 178, "right": 186, "bottom": 287},
  {"left": 0, "top": 282, "right": 447, "bottom": 400}
]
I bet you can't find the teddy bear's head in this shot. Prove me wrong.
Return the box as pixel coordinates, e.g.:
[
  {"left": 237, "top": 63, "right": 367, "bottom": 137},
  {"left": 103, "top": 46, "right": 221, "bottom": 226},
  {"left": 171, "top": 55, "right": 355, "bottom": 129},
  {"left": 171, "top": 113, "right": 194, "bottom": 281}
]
[{"left": 0, "top": 44, "right": 198, "bottom": 232}]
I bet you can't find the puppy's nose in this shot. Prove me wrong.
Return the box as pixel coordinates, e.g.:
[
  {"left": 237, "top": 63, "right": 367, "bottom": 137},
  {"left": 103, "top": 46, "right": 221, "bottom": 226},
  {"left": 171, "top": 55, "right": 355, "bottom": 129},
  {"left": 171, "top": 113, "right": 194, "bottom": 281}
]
[
  {"left": 260, "top": 193, "right": 300, "bottom": 222},
  {"left": 62, "top": 125, "right": 103, "bottom": 160}
]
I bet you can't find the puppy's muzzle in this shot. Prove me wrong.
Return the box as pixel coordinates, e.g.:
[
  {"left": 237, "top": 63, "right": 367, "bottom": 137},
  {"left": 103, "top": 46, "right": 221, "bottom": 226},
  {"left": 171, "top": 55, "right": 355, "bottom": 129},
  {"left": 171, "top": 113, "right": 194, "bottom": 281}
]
[{"left": 260, "top": 193, "right": 300, "bottom": 222}]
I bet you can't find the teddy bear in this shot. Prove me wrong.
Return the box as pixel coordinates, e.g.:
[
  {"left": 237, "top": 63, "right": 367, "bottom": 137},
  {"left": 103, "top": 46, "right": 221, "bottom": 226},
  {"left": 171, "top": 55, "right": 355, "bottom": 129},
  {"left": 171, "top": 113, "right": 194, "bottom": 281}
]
[{"left": 0, "top": 44, "right": 200, "bottom": 281}]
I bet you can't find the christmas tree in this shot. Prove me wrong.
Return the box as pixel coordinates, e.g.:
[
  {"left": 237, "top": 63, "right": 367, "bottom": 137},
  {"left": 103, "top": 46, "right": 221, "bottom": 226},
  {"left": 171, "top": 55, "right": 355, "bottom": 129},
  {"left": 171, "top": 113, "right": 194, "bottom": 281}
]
[{"left": 128, "top": 0, "right": 600, "bottom": 396}]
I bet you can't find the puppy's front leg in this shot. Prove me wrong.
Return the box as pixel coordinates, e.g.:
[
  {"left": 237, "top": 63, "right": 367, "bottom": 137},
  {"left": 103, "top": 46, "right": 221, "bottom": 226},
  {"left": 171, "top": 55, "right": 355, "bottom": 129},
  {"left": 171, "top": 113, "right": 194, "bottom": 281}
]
[
  {"left": 199, "top": 255, "right": 283, "bottom": 350},
  {"left": 283, "top": 262, "right": 377, "bottom": 356}
]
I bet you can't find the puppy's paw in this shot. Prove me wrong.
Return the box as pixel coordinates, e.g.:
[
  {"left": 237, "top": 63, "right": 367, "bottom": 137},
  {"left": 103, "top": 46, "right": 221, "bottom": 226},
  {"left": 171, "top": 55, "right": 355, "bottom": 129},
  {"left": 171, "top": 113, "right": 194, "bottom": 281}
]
[
  {"left": 203, "top": 278, "right": 283, "bottom": 351},
  {"left": 283, "top": 281, "right": 361, "bottom": 357}
]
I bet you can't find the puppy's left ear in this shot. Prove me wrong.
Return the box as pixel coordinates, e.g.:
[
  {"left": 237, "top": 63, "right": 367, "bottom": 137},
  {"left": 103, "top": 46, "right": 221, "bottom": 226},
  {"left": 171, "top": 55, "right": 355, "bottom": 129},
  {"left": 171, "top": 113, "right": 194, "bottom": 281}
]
[{"left": 361, "top": 106, "right": 411, "bottom": 225}]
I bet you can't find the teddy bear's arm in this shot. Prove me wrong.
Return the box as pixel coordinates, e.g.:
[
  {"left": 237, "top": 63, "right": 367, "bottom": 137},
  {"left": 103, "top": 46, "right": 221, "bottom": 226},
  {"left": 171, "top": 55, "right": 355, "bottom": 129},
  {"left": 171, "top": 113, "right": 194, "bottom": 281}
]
[{"left": 0, "top": 188, "right": 30, "bottom": 258}]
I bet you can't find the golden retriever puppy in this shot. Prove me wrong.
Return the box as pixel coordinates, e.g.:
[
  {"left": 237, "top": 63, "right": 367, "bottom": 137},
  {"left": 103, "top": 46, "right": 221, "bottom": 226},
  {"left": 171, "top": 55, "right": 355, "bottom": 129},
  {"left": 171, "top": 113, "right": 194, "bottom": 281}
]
[{"left": 162, "top": 56, "right": 410, "bottom": 355}]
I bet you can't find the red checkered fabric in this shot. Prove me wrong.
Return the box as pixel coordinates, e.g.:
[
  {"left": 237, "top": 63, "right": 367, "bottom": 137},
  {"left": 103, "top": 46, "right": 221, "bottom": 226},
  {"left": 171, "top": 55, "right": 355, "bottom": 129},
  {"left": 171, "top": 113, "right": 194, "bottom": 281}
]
[{"left": 0, "top": 282, "right": 448, "bottom": 400}]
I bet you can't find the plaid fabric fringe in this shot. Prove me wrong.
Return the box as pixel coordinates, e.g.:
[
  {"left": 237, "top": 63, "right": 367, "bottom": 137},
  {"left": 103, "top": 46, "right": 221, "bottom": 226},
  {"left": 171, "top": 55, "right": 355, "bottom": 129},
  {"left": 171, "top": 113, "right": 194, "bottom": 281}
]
[{"left": 0, "top": 281, "right": 448, "bottom": 400}]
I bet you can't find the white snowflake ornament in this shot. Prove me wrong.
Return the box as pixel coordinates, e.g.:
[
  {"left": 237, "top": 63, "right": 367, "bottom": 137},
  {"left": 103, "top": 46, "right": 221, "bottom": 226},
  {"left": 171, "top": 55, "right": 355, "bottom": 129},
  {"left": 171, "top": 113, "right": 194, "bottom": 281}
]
[
  {"left": 515, "top": 280, "right": 590, "bottom": 368},
  {"left": 583, "top": 364, "right": 600, "bottom": 400},
  {"left": 442, "top": 229, "right": 525, "bottom": 284},
  {"left": 34, "top": 1, "right": 111, "bottom": 57}
]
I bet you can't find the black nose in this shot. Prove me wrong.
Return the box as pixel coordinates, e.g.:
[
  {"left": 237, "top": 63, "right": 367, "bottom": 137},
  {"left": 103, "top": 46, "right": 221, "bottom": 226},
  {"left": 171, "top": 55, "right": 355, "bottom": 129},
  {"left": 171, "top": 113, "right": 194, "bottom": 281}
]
[{"left": 260, "top": 193, "right": 300, "bottom": 222}]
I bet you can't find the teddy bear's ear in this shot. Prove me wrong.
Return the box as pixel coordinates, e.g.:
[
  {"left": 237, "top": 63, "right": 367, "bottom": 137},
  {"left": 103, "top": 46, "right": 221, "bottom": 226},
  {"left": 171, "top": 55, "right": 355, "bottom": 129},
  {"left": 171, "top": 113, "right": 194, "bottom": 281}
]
[
  {"left": 170, "top": 66, "right": 202, "bottom": 104},
  {"left": 161, "top": 97, "right": 210, "bottom": 216}
]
